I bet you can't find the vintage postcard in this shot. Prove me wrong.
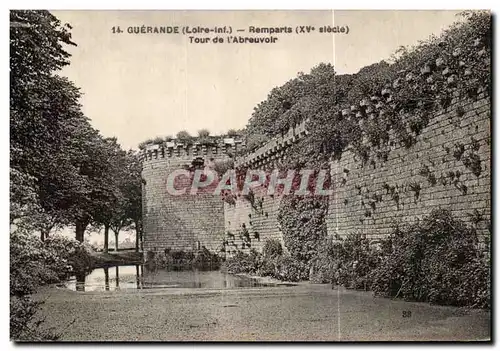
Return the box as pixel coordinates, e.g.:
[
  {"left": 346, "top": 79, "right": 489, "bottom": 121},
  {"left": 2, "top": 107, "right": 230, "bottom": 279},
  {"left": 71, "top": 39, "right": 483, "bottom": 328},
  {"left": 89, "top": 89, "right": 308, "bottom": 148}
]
[{"left": 9, "top": 9, "right": 491, "bottom": 342}]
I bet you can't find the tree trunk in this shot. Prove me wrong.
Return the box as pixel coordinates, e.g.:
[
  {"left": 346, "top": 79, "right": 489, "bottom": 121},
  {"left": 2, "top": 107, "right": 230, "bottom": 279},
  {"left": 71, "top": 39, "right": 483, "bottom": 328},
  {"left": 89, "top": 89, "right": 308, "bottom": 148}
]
[
  {"left": 75, "top": 220, "right": 87, "bottom": 243},
  {"left": 135, "top": 225, "right": 140, "bottom": 252},
  {"left": 140, "top": 230, "right": 144, "bottom": 252},
  {"left": 40, "top": 226, "right": 52, "bottom": 242},
  {"left": 114, "top": 230, "right": 119, "bottom": 252},
  {"left": 138, "top": 220, "right": 144, "bottom": 252},
  {"left": 104, "top": 224, "right": 110, "bottom": 253}
]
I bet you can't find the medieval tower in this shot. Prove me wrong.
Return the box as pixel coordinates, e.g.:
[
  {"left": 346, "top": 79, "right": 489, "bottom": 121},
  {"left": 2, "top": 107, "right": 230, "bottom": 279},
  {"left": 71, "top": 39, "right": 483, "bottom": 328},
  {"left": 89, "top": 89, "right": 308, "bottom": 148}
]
[{"left": 140, "top": 137, "right": 243, "bottom": 254}]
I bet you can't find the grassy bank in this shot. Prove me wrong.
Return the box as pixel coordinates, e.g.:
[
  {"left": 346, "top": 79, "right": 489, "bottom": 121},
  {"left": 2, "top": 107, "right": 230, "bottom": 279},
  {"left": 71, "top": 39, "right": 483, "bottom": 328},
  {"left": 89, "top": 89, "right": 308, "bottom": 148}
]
[{"left": 91, "top": 250, "right": 143, "bottom": 268}]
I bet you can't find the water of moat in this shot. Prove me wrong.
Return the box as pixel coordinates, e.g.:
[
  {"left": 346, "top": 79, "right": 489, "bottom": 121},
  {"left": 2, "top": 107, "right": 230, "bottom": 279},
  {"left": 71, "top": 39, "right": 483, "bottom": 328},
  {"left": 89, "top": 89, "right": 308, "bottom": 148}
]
[{"left": 64, "top": 265, "right": 294, "bottom": 292}]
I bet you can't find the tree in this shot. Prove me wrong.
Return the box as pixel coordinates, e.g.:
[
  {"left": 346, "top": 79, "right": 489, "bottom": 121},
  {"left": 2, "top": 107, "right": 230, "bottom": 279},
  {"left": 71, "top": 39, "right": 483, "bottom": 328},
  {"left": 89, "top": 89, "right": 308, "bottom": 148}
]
[
  {"left": 10, "top": 11, "right": 75, "bottom": 179},
  {"left": 91, "top": 138, "right": 128, "bottom": 251},
  {"left": 10, "top": 10, "right": 78, "bottom": 230},
  {"left": 43, "top": 129, "right": 128, "bottom": 243},
  {"left": 10, "top": 10, "right": 93, "bottom": 340},
  {"left": 110, "top": 210, "right": 131, "bottom": 252},
  {"left": 28, "top": 77, "right": 92, "bottom": 240},
  {"left": 197, "top": 129, "right": 211, "bottom": 143},
  {"left": 176, "top": 130, "right": 192, "bottom": 143},
  {"left": 198, "top": 129, "right": 210, "bottom": 138},
  {"left": 92, "top": 149, "right": 142, "bottom": 252},
  {"left": 9, "top": 10, "right": 121, "bottom": 243},
  {"left": 226, "top": 129, "right": 240, "bottom": 137},
  {"left": 123, "top": 151, "right": 143, "bottom": 252}
]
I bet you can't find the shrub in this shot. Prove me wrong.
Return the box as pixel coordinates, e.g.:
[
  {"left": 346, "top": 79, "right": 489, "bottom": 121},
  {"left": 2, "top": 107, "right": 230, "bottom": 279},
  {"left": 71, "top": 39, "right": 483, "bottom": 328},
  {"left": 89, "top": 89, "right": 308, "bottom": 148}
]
[
  {"left": 43, "top": 236, "right": 94, "bottom": 275},
  {"left": 278, "top": 196, "right": 328, "bottom": 264},
  {"left": 223, "top": 249, "right": 262, "bottom": 274},
  {"left": 256, "top": 257, "right": 277, "bottom": 277},
  {"left": 309, "top": 237, "right": 340, "bottom": 283},
  {"left": 224, "top": 246, "right": 308, "bottom": 282},
  {"left": 371, "top": 209, "right": 490, "bottom": 308},
  {"left": 197, "top": 129, "right": 210, "bottom": 138},
  {"left": 10, "top": 296, "right": 59, "bottom": 341},
  {"left": 176, "top": 130, "right": 192, "bottom": 143},
  {"left": 137, "top": 139, "right": 153, "bottom": 150},
  {"left": 146, "top": 250, "right": 170, "bottom": 269},
  {"left": 336, "top": 234, "right": 382, "bottom": 290},
  {"left": 170, "top": 250, "right": 194, "bottom": 261},
  {"left": 226, "top": 129, "right": 239, "bottom": 137},
  {"left": 262, "top": 239, "right": 283, "bottom": 259},
  {"left": 10, "top": 229, "right": 94, "bottom": 297},
  {"left": 11, "top": 229, "right": 61, "bottom": 297},
  {"left": 10, "top": 228, "right": 93, "bottom": 340},
  {"left": 146, "top": 249, "right": 221, "bottom": 270},
  {"left": 273, "top": 256, "right": 309, "bottom": 282},
  {"left": 311, "top": 233, "right": 382, "bottom": 289},
  {"left": 192, "top": 247, "right": 221, "bottom": 270},
  {"left": 213, "top": 159, "right": 235, "bottom": 177},
  {"left": 245, "top": 133, "right": 270, "bottom": 152}
]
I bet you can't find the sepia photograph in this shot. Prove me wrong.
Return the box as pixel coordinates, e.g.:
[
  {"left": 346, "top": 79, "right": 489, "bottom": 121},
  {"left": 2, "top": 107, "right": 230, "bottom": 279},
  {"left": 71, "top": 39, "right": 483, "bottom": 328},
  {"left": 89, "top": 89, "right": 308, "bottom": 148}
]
[{"left": 9, "top": 8, "right": 492, "bottom": 342}]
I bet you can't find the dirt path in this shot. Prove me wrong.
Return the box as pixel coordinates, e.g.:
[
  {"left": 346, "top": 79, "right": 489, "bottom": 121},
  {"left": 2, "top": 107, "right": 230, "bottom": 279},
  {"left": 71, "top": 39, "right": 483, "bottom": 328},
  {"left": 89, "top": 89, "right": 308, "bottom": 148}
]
[{"left": 35, "top": 284, "right": 490, "bottom": 341}]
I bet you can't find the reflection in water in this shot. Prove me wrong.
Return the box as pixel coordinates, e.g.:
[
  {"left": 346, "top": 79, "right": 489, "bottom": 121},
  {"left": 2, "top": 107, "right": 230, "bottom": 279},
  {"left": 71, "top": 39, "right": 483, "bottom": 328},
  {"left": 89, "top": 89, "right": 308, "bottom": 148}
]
[
  {"left": 65, "top": 265, "right": 287, "bottom": 292},
  {"left": 135, "top": 265, "right": 143, "bottom": 289},
  {"left": 104, "top": 267, "right": 110, "bottom": 291},
  {"left": 75, "top": 271, "right": 86, "bottom": 292},
  {"left": 115, "top": 266, "right": 119, "bottom": 289}
]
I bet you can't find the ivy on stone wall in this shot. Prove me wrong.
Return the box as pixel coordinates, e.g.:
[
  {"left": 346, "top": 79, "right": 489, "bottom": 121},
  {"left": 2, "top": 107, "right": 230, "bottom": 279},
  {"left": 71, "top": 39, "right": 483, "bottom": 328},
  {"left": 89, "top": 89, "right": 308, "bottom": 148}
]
[
  {"left": 277, "top": 196, "right": 328, "bottom": 264},
  {"left": 246, "top": 11, "right": 490, "bottom": 171},
  {"left": 242, "top": 12, "right": 490, "bottom": 267}
]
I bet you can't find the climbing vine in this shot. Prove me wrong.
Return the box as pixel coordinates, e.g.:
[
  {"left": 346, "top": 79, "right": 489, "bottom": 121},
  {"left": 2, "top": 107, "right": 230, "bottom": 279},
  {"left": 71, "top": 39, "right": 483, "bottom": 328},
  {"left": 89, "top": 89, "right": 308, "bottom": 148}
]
[
  {"left": 229, "top": 12, "right": 490, "bottom": 277},
  {"left": 246, "top": 11, "right": 490, "bottom": 171},
  {"left": 277, "top": 195, "right": 329, "bottom": 265}
]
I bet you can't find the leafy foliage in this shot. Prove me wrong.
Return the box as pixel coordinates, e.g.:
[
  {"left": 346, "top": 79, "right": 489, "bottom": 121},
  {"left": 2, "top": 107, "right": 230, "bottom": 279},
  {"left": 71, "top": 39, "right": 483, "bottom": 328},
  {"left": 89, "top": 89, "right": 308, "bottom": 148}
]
[
  {"left": 371, "top": 209, "right": 490, "bottom": 308},
  {"left": 176, "top": 130, "right": 192, "bottom": 143},
  {"left": 278, "top": 196, "right": 328, "bottom": 264},
  {"left": 223, "top": 250, "right": 262, "bottom": 275},
  {"left": 223, "top": 249, "right": 309, "bottom": 283},
  {"left": 146, "top": 248, "right": 221, "bottom": 270},
  {"left": 271, "top": 256, "right": 309, "bottom": 282},
  {"left": 262, "top": 239, "right": 283, "bottom": 259},
  {"left": 10, "top": 10, "right": 144, "bottom": 340},
  {"left": 10, "top": 227, "right": 94, "bottom": 297},
  {"left": 198, "top": 128, "right": 210, "bottom": 138},
  {"left": 310, "top": 234, "right": 383, "bottom": 290},
  {"left": 226, "top": 129, "right": 241, "bottom": 137},
  {"left": 10, "top": 10, "right": 144, "bottom": 244},
  {"left": 245, "top": 12, "right": 491, "bottom": 169},
  {"left": 10, "top": 296, "right": 60, "bottom": 341},
  {"left": 10, "top": 225, "right": 93, "bottom": 340}
]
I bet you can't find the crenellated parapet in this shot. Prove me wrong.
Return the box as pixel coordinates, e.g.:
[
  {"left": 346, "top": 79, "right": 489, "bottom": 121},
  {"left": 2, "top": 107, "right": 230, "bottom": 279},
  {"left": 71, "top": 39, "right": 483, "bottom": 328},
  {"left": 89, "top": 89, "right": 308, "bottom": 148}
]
[
  {"left": 140, "top": 137, "right": 245, "bottom": 163},
  {"left": 235, "top": 118, "right": 309, "bottom": 168}
]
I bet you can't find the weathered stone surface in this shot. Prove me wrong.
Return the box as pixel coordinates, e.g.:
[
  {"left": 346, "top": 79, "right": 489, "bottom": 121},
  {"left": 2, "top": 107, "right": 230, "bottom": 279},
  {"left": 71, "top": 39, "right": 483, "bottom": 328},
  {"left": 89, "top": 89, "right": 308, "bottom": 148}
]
[
  {"left": 141, "top": 143, "right": 240, "bottom": 254},
  {"left": 142, "top": 94, "right": 491, "bottom": 254}
]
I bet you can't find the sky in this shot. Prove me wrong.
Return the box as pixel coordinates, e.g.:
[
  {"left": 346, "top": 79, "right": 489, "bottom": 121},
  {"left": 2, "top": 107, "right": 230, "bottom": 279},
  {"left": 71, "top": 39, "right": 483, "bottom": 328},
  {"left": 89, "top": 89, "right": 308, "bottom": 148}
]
[
  {"left": 53, "top": 10, "right": 463, "bottom": 151},
  {"left": 49, "top": 10, "right": 464, "bottom": 244}
]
